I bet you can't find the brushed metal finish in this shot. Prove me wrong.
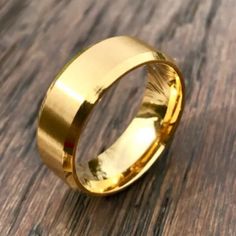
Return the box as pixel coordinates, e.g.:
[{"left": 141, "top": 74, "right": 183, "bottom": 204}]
[{"left": 37, "top": 36, "right": 185, "bottom": 196}]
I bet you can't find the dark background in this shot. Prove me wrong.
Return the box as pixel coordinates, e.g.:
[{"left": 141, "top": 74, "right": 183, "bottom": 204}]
[{"left": 0, "top": 0, "right": 235, "bottom": 235}]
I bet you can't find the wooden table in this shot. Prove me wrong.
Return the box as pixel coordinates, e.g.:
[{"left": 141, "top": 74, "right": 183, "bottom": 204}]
[{"left": 1, "top": 0, "right": 235, "bottom": 235}]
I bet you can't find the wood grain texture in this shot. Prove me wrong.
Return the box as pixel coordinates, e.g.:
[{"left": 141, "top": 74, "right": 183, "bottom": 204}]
[{"left": 0, "top": 0, "right": 236, "bottom": 235}]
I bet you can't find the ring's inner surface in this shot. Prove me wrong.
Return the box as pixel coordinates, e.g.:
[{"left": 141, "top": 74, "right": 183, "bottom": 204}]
[{"left": 75, "top": 62, "right": 183, "bottom": 193}]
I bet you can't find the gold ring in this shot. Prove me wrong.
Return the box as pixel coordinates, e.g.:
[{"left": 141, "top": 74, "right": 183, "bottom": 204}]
[{"left": 37, "top": 36, "right": 184, "bottom": 196}]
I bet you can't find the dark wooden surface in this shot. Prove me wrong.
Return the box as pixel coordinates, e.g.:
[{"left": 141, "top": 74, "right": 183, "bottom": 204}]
[{"left": 1, "top": 0, "right": 236, "bottom": 235}]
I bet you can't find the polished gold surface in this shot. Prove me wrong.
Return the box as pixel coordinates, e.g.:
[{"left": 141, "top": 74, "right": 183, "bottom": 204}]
[{"left": 37, "top": 36, "right": 184, "bottom": 196}]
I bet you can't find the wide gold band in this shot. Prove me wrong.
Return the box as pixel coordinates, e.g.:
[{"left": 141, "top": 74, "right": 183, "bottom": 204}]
[{"left": 37, "top": 36, "right": 184, "bottom": 196}]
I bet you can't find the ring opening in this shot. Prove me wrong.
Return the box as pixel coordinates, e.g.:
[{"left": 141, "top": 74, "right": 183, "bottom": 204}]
[{"left": 75, "top": 62, "right": 183, "bottom": 194}]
